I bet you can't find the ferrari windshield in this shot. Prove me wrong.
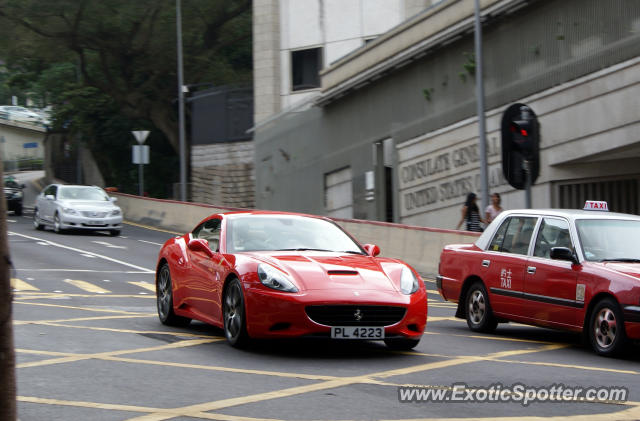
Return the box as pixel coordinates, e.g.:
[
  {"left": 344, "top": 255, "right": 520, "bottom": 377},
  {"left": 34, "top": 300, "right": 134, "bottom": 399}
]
[
  {"left": 226, "top": 215, "right": 364, "bottom": 254},
  {"left": 576, "top": 219, "right": 640, "bottom": 262},
  {"left": 58, "top": 186, "right": 110, "bottom": 201}
]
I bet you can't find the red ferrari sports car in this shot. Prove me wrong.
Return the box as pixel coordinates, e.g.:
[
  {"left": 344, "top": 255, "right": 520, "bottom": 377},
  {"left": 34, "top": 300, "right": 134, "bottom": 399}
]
[{"left": 155, "top": 211, "right": 427, "bottom": 349}]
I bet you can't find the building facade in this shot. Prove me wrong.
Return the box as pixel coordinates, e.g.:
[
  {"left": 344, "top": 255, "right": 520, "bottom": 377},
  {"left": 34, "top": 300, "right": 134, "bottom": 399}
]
[
  {"left": 253, "top": 0, "right": 435, "bottom": 124},
  {"left": 253, "top": 0, "right": 640, "bottom": 228}
]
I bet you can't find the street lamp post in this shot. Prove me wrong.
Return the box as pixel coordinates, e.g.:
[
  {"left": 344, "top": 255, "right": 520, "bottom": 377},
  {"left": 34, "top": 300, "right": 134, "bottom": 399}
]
[
  {"left": 474, "top": 0, "right": 489, "bottom": 213},
  {"left": 176, "top": 0, "right": 187, "bottom": 202}
]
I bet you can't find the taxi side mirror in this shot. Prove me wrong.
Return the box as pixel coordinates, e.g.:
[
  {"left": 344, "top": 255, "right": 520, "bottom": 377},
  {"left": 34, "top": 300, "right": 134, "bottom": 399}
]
[{"left": 550, "top": 247, "right": 578, "bottom": 264}]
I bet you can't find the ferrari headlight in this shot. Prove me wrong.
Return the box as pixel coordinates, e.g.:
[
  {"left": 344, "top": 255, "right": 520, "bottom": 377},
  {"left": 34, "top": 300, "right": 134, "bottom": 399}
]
[
  {"left": 400, "top": 266, "right": 420, "bottom": 295},
  {"left": 257, "top": 264, "right": 298, "bottom": 293},
  {"left": 62, "top": 207, "right": 78, "bottom": 215}
]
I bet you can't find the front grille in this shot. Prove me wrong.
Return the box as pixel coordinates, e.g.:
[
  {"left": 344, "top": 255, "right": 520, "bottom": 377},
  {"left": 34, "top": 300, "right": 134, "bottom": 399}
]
[
  {"left": 305, "top": 305, "right": 406, "bottom": 327},
  {"left": 81, "top": 211, "right": 108, "bottom": 218}
]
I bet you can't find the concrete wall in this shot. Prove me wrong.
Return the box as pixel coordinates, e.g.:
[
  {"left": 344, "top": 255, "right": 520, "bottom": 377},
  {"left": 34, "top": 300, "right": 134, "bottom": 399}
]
[
  {"left": 114, "top": 192, "right": 478, "bottom": 277},
  {"left": 0, "top": 121, "right": 46, "bottom": 161},
  {"left": 191, "top": 141, "right": 255, "bottom": 208}
]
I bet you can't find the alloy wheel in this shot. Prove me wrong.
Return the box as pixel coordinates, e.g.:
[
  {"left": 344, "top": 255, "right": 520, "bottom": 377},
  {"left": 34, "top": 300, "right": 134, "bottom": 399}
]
[
  {"left": 468, "top": 289, "right": 486, "bottom": 325},
  {"left": 593, "top": 307, "right": 617, "bottom": 350}
]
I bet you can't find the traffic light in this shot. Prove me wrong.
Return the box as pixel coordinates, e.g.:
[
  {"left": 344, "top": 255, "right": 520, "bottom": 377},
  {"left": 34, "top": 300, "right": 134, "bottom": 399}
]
[{"left": 501, "top": 103, "right": 540, "bottom": 190}]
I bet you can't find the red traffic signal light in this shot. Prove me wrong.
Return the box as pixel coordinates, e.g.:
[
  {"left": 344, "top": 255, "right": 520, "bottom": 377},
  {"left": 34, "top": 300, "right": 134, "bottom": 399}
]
[{"left": 501, "top": 103, "right": 540, "bottom": 190}]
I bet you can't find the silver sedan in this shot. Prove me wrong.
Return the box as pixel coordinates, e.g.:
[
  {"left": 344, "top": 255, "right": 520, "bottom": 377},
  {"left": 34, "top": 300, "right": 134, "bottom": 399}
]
[{"left": 33, "top": 184, "right": 123, "bottom": 236}]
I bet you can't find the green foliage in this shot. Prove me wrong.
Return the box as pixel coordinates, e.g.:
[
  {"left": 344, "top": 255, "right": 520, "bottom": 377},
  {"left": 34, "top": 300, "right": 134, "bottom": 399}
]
[
  {"left": 422, "top": 87, "right": 433, "bottom": 102},
  {"left": 0, "top": 0, "right": 252, "bottom": 198}
]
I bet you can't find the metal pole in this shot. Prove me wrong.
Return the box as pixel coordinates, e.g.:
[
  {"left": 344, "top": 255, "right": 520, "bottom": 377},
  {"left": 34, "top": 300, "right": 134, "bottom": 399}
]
[
  {"left": 76, "top": 133, "right": 82, "bottom": 184},
  {"left": 176, "top": 0, "right": 187, "bottom": 202},
  {"left": 474, "top": 0, "right": 489, "bottom": 213},
  {"left": 524, "top": 159, "right": 532, "bottom": 209},
  {"left": 139, "top": 162, "right": 143, "bottom": 196}
]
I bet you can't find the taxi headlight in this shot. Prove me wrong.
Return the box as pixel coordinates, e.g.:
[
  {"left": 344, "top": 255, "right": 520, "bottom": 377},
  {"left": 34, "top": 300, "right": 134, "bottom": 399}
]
[
  {"left": 62, "top": 207, "right": 78, "bottom": 215},
  {"left": 400, "top": 266, "right": 420, "bottom": 295},
  {"left": 257, "top": 264, "right": 298, "bottom": 292},
  {"left": 111, "top": 208, "right": 122, "bottom": 216}
]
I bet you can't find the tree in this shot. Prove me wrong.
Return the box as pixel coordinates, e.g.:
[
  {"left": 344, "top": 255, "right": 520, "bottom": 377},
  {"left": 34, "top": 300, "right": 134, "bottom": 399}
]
[
  {"left": 0, "top": 162, "right": 17, "bottom": 421},
  {"left": 0, "top": 0, "right": 252, "bottom": 195}
]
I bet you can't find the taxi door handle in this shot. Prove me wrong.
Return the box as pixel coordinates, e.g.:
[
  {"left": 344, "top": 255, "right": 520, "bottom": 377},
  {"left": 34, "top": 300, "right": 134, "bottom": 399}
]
[
  {"left": 527, "top": 266, "right": 536, "bottom": 274},
  {"left": 481, "top": 260, "right": 490, "bottom": 268}
]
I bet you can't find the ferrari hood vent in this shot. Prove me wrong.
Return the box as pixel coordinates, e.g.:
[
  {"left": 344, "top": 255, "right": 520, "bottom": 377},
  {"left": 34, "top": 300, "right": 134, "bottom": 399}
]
[{"left": 327, "top": 270, "right": 359, "bottom": 276}]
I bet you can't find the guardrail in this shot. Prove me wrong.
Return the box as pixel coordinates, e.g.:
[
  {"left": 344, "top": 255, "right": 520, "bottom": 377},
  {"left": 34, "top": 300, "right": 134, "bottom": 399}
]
[{"left": 113, "top": 193, "right": 479, "bottom": 278}]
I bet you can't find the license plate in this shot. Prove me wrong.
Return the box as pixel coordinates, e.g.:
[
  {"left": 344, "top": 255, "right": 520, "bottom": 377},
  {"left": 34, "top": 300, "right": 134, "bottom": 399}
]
[
  {"left": 86, "top": 220, "right": 104, "bottom": 226},
  {"left": 330, "top": 326, "right": 384, "bottom": 339}
]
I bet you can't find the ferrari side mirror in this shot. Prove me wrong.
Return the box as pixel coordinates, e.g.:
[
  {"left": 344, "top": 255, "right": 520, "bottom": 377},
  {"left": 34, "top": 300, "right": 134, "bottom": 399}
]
[
  {"left": 188, "top": 238, "right": 215, "bottom": 258},
  {"left": 363, "top": 244, "right": 381, "bottom": 257}
]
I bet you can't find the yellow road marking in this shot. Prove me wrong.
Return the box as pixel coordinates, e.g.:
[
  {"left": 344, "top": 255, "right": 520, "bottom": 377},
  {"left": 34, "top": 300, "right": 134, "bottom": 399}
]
[
  {"left": 13, "top": 301, "right": 155, "bottom": 315},
  {"left": 17, "top": 396, "right": 165, "bottom": 414},
  {"left": 17, "top": 349, "right": 76, "bottom": 357},
  {"left": 17, "top": 394, "right": 640, "bottom": 421},
  {"left": 491, "top": 357, "right": 640, "bottom": 376},
  {"left": 124, "top": 220, "right": 182, "bottom": 235},
  {"left": 64, "top": 279, "right": 111, "bottom": 294},
  {"left": 366, "top": 344, "right": 567, "bottom": 380},
  {"left": 423, "top": 331, "right": 561, "bottom": 345},
  {"left": 13, "top": 293, "right": 155, "bottom": 300},
  {"left": 31, "top": 322, "right": 218, "bottom": 339},
  {"left": 17, "top": 396, "right": 284, "bottom": 420},
  {"left": 102, "top": 356, "right": 341, "bottom": 381},
  {"left": 17, "top": 338, "right": 219, "bottom": 369},
  {"left": 427, "top": 316, "right": 460, "bottom": 322},
  {"left": 123, "top": 344, "right": 568, "bottom": 421},
  {"left": 129, "top": 281, "right": 157, "bottom": 292},
  {"left": 14, "top": 314, "right": 154, "bottom": 325},
  {"left": 426, "top": 289, "right": 442, "bottom": 295},
  {"left": 11, "top": 278, "right": 39, "bottom": 291}
]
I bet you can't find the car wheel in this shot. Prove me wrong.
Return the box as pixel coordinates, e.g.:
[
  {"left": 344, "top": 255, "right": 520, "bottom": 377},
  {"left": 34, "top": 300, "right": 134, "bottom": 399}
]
[
  {"left": 109, "top": 230, "right": 121, "bottom": 237},
  {"left": 156, "top": 263, "right": 191, "bottom": 327},
  {"left": 223, "top": 278, "right": 250, "bottom": 348},
  {"left": 588, "top": 298, "right": 626, "bottom": 356},
  {"left": 33, "top": 208, "right": 44, "bottom": 230},
  {"left": 465, "top": 282, "right": 498, "bottom": 333},
  {"left": 384, "top": 337, "right": 421, "bottom": 351},
  {"left": 53, "top": 212, "right": 64, "bottom": 233}
]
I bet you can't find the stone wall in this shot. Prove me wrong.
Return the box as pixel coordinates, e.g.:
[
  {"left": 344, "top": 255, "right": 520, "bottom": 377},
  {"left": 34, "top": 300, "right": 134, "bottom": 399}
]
[{"left": 191, "top": 141, "right": 255, "bottom": 208}]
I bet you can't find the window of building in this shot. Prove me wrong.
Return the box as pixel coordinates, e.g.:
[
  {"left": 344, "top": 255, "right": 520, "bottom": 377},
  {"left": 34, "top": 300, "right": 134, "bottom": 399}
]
[
  {"left": 325, "top": 167, "right": 353, "bottom": 218},
  {"left": 556, "top": 178, "right": 639, "bottom": 215},
  {"left": 291, "top": 47, "right": 322, "bottom": 91}
]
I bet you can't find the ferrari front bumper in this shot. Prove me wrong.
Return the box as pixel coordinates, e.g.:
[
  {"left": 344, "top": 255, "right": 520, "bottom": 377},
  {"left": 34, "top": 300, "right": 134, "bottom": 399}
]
[{"left": 243, "top": 285, "right": 427, "bottom": 339}]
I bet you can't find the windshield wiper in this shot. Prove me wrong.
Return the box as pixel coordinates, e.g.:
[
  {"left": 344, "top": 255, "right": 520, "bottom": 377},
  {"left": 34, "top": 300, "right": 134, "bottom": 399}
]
[
  {"left": 600, "top": 258, "right": 640, "bottom": 263},
  {"left": 340, "top": 250, "right": 366, "bottom": 255}
]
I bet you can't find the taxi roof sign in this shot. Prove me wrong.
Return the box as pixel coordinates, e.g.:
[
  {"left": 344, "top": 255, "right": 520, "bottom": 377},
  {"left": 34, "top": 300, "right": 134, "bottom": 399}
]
[{"left": 584, "top": 200, "right": 609, "bottom": 211}]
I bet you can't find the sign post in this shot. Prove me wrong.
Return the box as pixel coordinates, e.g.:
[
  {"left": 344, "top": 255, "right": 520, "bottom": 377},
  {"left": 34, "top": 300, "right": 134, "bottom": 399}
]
[{"left": 132, "top": 131, "right": 150, "bottom": 196}]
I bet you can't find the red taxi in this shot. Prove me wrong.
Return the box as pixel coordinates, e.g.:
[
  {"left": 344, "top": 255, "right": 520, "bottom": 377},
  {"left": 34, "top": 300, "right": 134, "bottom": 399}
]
[{"left": 437, "top": 201, "right": 640, "bottom": 356}]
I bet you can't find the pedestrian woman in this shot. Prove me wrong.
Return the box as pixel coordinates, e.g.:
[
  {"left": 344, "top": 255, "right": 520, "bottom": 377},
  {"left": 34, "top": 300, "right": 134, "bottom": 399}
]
[
  {"left": 456, "top": 192, "right": 486, "bottom": 232},
  {"left": 485, "top": 192, "right": 504, "bottom": 224}
]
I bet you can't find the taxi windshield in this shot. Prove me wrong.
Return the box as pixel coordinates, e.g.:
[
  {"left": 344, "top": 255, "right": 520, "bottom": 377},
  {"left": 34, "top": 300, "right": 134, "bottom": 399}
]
[{"left": 576, "top": 219, "right": 640, "bottom": 262}]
